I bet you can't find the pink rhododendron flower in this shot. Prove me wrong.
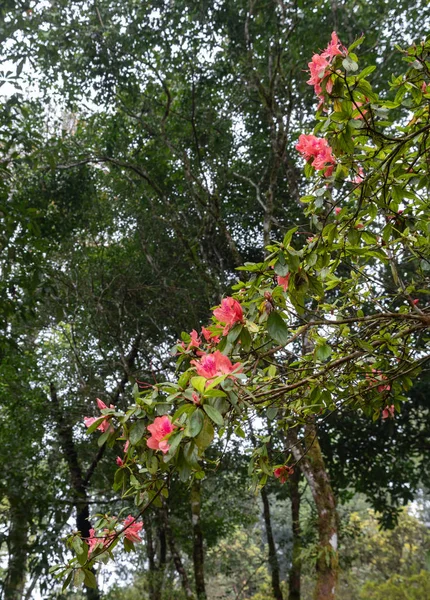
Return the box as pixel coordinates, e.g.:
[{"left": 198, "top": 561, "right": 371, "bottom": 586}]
[
  {"left": 192, "top": 392, "right": 201, "bottom": 405},
  {"left": 366, "top": 369, "right": 391, "bottom": 393},
  {"left": 353, "top": 166, "right": 365, "bottom": 184},
  {"left": 87, "top": 529, "right": 112, "bottom": 555},
  {"left": 147, "top": 416, "right": 176, "bottom": 453},
  {"left": 382, "top": 405, "right": 395, "bottom": 419},
  {"left": 321, "top": 31, "right": 345, "bottom": 60},
  {"left": 181, "top": 329, "right": 201, "bottom": 351},
  {"left": 124, "top": 440, "right": 130, "bottom": 453},
  {"left": 335, "top": 207, "right": 342, "bottom": 215},
  {"left": 413, "top": 299, "right": 419, "bottom": 306},
  {"left": 84, "top": 399, "right": 115, "bottom": 433},
  {"left": 306, "top": 32, "right": 347, "bottom": 104},
  {"left": 307, "top": 53, "right": 330, "bottom": 98},
  {"left": 296, "top": 134, "right": 336, "bottom": 177},
  {"left": 274, "top": 465, "right": 294, "bottom": 484},
  {"left": 201, "top": 326, "right": 221, "bottom": 345},
  {"left": 116, "top": 456, "right": 124, "bottom": 467},
  {"left": 123, "top": 515, "right": 143, "bottom": 543},
  {"left": 277, "top": 273, "right": 290, "bottom": 291},
  {"left": 191, "top": 350, "right": 242, "bottom": 380},
  {"left": 352, "top": 100, "right": 368, "bottom": 120},
  {"left": 213, "top": 297, "right": 244, "bottom": 335}
]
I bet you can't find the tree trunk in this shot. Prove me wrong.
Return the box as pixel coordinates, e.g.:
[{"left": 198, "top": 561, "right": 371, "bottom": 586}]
[
  {"left": 288, "top": 469, "right": 301, "bottom": 600},
  {"left": 145, "top": 521, "right": 157, "bottom": 600},
  {"left": 191, "top": 480, "right": 206, "bottom": 600},
  {"left": 4, "top": 495, "right": 28, "bottom": 600},
  {"left": 261, "top": 486, "right": 284, "bottom": 600},
  {"left": 288, "top": 424, "right": 338, "bottom": 600},
  {"left": 49, "top": 383, "right": 100, "bottom": 600},
  {"left": 145, "top": 519, "right": 167, "bottom": 600},
  {"left": 162, "top": 503, "right": 195, "bottom": 599}
]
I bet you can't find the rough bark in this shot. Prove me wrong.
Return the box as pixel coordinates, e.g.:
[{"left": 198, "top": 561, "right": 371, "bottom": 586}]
[
  {"left": 191, "top": 480, "right": 206, "bottom": 600},
  {"left": 4, "top": 494, "right": 28, "bottom": 600},
  {"left": 261, "top": 486, "right": 284, "bottom": 600},
  {"left": 162, "top": 504, "right": 195, "bottom": 599},
  {"left": 288, "top": 469, "right": 302, "bottom": 600},
  {"left": 288, "top": 424, "right": 338, "bottom": 600},
  {"left": 50, "top": 383, "right": 100, "bottom": 600}
]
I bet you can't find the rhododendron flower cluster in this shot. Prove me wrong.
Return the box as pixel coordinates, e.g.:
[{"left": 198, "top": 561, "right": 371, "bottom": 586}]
[
  {"left": 307, "top": 31, "right": 347, "bottom": 105},
  {"left": 181, "top": 329, "right": 201, "bottom": 351},
  {"left": 366, "top": 369, "right": 391, "bottom": 393},
  {"left": 201, "top": 326, "right": 221, "bottom": 345},
  {"left": 277, "top": 273, "right": 290, "bottom": 291},
  {"left": 274, "top": 465, "right": 294, "bottom": 484},
  {"left": 123, "top": 515, "right": 143, "bottom": 543},
  {"left": 191, "top": 350, "right": 242, "bottom": 379},
  {"left": 147, "top": 415, "right": 176, "bottom": 453},
  {"left": 382, "top": 405, "right": 395, "bottom": 419},
  {"left": 213, "top": 297, "right": 244, "bottom": 335},
  {"left": 86, "top": 515, "right": 143, "bottom": 556},
  {"left": 84, "top": 399, "right": 115, "bottom": 433},
  {"left": 295, "top": 134, "right": 336, "bottom": 176},
  {"left": 353, "top": 166, "right": 365, "bottom": 184},
  {"left": 87, "top": 528, "right": 114, "bottom": 556}
]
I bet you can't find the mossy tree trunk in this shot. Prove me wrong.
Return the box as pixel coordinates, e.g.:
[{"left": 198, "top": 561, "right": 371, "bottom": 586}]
[{"left": 289, "top": 423, "right": 338, "bottom": 600}]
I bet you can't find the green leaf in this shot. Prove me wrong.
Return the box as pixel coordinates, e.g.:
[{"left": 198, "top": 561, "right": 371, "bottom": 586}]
[
  {"left": 286, "top": 251, "right": 300, "bottom": 272},
  {"left": 147, "top": 455, "right": 158, "bottom": 474},
  {"left": 83, "top": 569, "right": 97, "bottom": 588},
  {"left": 274, "top": 259, "right": 289, "bottom": 277},
  {"left": 72, "top": 536, "right": 84, "bottom": 556},
  {"left": 62, "top": 571, "right": 73, "bottom": 592},
  {"left": 178, "top": 371, "right": 191, "bottom": 389},
  {"left": 348, "top": 35, "right": 364, "bottom": 52},
  {"left": 195, "top": 417, "right": 214, "bottom": 449},
  {"left": 85, "top": 417, "right": 105, "bottom": 435},
  {"left": 97, "top": 429, "right": 111, "bottom": 447},
  {"left": 74, "top": 569, "right": 85, "bottom": 587},
  {"left": 177, "top": 449, "right": 191, "bottom": 482},
  {"left": 357, "top": 65, "right": 376, "bottom": 79},
  {"left": 129, "top": 420, "right": 146, "bottom": 446},
  {"left": 183, "top": 441, "right": 199, "bottom": 468},
  {"left": 240, "top": 327, "right": 252, "bottom": 352},
  {"left": 282, "top": 226, "right": 298, "bottom": 246},
  {"left": 203, "top": 404, "right": 224, "bottom": 426},
  {"left": 267, "top": 407, "right": 278, "bottom": 420},
  {"left": 227, "top": 323, "right": 242, "bottom": 343},
  {"left": 172, "top": 403, "right": 195, "bottom": 421},
  {"left": 315, "top": 344, "right": 332, "bottom": 361},
  {"left": 165, "top": 431, "right": 183, "bottom": 457},
  {"left": 113, "top": 468, "right": 125, "bottom": 492},
  {"left": 267, "top": 311, "right": 290, "bottom": 346},
  {"left": 77, "top": 544, "right": 89, "bottom": 566},
  {"left": 191, "top": 376, "right": 206, "bottom": 394},
  {"left": 123, "top": 537, "right": 135, "bottom": 553},
  {"left": 189, "top": 408, "right": 204, "bottom": 437}
]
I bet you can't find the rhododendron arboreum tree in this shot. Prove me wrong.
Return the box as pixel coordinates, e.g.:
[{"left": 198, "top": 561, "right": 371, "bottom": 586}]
[{"left": 58, "top": 34, "right": 430, "bottom": 600}]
